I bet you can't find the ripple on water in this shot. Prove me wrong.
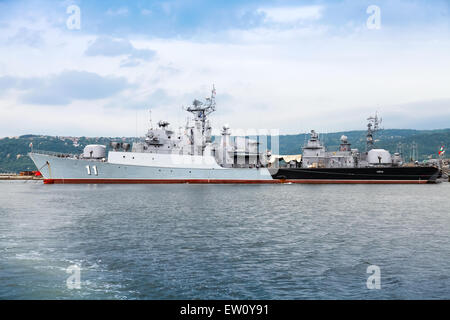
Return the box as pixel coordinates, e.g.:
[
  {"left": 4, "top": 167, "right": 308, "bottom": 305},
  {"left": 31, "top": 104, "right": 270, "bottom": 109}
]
[{"left": 0, "top": 182, "right": 450, "bottom": 299}]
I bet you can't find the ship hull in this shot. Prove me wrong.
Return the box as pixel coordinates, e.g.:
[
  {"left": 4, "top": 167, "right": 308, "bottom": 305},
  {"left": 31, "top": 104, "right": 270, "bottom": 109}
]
[
  {"left": 270, "top": 167, "right": 441, "bottom": 184},
  {"left": 43, "top": 178, "right": 278, "bottom": 184},
  {"left": 29, "top": 153, "right": 440, "bottom": 184},
  {"left": 29, "top": 152, "right": 274, "bottom": 184}
]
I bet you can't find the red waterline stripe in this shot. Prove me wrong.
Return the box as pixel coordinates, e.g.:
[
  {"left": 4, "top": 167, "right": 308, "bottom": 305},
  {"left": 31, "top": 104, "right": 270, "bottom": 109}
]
[
  {"left": 43, "top": 179, "right": 430, "bottom": 184},
  {"left": 284, "top": 179, "right": 429, "bottom": 184}
]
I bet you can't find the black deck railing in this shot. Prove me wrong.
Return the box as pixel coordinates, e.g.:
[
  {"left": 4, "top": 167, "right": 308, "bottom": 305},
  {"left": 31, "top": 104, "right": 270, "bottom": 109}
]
[{"left": 31, "top": 150, "right": 81, "bottom": 158}]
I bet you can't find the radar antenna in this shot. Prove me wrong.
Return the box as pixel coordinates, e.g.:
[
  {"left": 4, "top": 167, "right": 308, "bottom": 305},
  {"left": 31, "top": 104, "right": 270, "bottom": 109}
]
[
  {"left": 183, "top": 85, "right": 216, "bottom": 133},
  {"left": 184, "top": 85, "right": 216, "bottom": 116}
]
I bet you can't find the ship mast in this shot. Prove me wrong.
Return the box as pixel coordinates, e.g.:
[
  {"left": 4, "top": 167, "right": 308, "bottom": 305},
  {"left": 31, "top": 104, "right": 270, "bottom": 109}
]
[
  {"left": 366, "top": 112, "right": 382, "bottom": 151},
  {"left": 184, "top": 85, "right": 216, "bottom": 135},
  {"left": 182, "top": 85, "right": 216, "bottom": 155}
]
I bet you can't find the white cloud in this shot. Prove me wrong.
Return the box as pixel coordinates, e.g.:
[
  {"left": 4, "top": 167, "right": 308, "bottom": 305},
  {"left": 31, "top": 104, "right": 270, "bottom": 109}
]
[
  {"left": 141, "top": 9, "right": 152, "bottom": 16},
  {"left": 0, "top": 2, "right": 449, "bottom": 137},
  {"left": 106, "top": 7, "right": 129, "bottom": 17},
  {"left": 257, "top": 6, "right": 323, "bottom": 24},
  {"left": 7, "top": 27, "right": 45, "bottom": 47},
  {"left": 85, "top": 36, "right": 156, "bottom": 68},
  {"left": 2, "top": 71, "right": 131, "bottom": 105},
  {"left": 85, "top": 37, "right": 134, "bottom": 56}
]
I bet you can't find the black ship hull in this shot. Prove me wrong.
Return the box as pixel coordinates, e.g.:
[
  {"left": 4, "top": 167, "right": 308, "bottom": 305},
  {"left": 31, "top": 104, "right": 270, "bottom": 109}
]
[{"left": 270, "top": 166, "right": 440, "bottom": 184}]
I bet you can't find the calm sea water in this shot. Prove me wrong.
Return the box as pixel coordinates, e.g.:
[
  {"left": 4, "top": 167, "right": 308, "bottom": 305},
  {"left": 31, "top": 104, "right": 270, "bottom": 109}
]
[{"left": 0, "top": 181, "right": 449, "bottom": 299}]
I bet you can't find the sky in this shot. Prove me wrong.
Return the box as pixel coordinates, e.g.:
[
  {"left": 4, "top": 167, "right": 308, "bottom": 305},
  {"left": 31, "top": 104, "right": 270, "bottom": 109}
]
[{"left": 0, "top": 0, "right": 449, "bottom": 137}]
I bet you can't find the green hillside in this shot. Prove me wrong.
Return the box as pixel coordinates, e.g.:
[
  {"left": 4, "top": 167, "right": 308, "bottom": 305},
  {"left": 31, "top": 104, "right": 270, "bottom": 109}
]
[
  {"left": 1, "top": 129, "right": 449, "bottom": 173},
  {"left": 0, "top": 135, "right": 135, "bottom": 173}
]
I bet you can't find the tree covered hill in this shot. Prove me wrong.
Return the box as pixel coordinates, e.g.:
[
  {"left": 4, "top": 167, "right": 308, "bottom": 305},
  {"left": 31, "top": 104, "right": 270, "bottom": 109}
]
[
  {"left": 278, "top": 129, "right": 450, "bottom": 158},
  {"left": 0, "top": 135, "right": 135, "bottom": 173},
  {"left": 1, "top": 129, "right": 449, "bottom": 173}
]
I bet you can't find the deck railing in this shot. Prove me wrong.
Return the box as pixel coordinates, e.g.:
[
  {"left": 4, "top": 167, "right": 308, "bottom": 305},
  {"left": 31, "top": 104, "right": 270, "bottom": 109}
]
[
  {"left": 31, "top": 150, "right": 106, "bottom": 161},
  {"left": 31, "top": 150, "right": 81, "bottom": 158}
]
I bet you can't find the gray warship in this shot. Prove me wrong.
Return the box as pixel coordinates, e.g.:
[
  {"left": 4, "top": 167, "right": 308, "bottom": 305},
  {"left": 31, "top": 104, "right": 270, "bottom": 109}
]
[
  {"left": 29, "top": 87, "right": 275, "bottom": 184},
  {"left": 270, "top": 114, "right": 441, "bottom": 183}
]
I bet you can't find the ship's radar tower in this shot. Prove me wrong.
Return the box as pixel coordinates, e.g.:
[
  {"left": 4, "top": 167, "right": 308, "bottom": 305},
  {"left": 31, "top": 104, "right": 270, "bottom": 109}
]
[
  {"left": 366, "top": 112, "right": 382, "bottom": 151},
  {"left": 184, "top": 85, "right": 216, "bottom": 134}
]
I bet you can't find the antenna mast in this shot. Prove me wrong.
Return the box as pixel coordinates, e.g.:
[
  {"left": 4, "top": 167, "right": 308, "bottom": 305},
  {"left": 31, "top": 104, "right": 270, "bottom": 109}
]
[
  {"left": 183, "top": 85, "right": 216, "bottom": 134},
  {"left": 366, "top": 112, "right": 382, "bottom": 151},
  {"left": 149, "top": 109, "right": 153, "bottom": 129}
]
